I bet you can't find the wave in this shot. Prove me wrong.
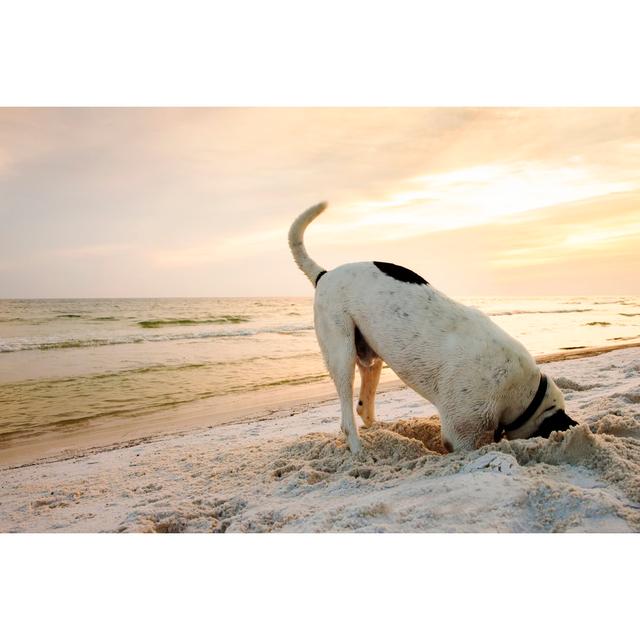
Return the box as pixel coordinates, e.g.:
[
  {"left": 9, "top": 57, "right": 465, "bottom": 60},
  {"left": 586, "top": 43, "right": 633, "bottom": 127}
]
[
  {"left": 0, "top": 323, "right": 315, "bottom": 353},
  {"left": 489, "top": 308, "right": 593, "bottom": 316},
  {"left": 620, "top": 313, "right": 640, "bottom": 317},
  {"left": 593, "top": 300, "right": 640, "bottom": 306},
  {"left": 7, "top": 352, "right": 324, "bottom": 390},
  {"left": 138, "top": 315, "right": 250, "bottom": 328},
  {"left": 585, "top": 321, "right": 611, "bottom": 326},
  {"left": 0, "top": 314, "right": 252, "bottom": 327},
  {"left": 1, "top": 314, "right": 118, "bottom": 324}
]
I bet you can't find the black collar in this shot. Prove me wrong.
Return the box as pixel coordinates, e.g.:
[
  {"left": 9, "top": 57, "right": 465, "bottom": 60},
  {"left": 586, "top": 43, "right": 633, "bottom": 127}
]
[{"left": 494, "top": 372, "right": 548, "bottom": 442}]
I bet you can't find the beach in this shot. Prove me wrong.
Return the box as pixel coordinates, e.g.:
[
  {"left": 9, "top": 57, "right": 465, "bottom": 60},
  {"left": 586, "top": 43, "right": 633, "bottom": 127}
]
[{"left": 2, "top": 344, "right": 639, "bottom": 533}]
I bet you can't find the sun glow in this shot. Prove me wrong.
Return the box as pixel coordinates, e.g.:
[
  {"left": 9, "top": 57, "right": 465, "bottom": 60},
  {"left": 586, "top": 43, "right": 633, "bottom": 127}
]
[
  {"left": 333, "top": 162, "right": 637, "bottom": 241},
  {"left": 491, "top": 215, "right": 640, "bottom": 269},
  {"left": 564, "top": 221, "right": 640, "bottom": 247}
]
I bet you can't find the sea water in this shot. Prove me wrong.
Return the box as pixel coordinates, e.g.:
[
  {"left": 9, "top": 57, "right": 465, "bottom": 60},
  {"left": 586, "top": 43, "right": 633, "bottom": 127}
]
[{"left": 1, "top": 296, "right": 639, "bottom": 444}]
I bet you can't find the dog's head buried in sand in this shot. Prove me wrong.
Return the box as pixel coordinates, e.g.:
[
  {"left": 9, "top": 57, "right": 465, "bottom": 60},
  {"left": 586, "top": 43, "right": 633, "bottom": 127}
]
[{"left": 289, "top": 202, "right": 578, "bottom": 455}]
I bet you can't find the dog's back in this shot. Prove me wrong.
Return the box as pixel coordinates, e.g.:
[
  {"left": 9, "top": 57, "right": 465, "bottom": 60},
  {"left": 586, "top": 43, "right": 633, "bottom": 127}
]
[{"left": 315, "top": 261, "right": 534, "bottom": 404}]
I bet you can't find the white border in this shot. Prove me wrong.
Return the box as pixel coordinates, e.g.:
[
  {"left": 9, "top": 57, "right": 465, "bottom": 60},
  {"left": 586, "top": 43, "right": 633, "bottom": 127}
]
[
  {"left": 1, "top": 1, "right": 639, "bottom": 105},
  {"left": 1, "top": 534, "right": 638, "bottom": 639}
]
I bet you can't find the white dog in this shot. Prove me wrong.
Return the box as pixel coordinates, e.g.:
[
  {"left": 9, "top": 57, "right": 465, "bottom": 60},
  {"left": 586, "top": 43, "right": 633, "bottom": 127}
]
[{"left": 289, "top": 202, "right": 577, "bottom": 454}]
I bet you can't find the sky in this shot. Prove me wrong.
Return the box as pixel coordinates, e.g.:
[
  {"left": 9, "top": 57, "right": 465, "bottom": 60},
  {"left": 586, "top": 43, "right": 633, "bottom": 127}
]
[{"left": 1, "top": 107, "right": 639, "bottom": 298}]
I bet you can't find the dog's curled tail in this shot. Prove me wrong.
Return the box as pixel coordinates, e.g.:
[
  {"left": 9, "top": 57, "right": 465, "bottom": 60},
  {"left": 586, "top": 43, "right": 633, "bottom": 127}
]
[{"left": 288, "top": 201, "right": 328, "bottom": 286}]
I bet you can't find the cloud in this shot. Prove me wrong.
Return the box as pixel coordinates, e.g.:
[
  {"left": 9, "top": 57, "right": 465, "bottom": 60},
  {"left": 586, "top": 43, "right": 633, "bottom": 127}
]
[
  {"left": 51, "top": 243, "right": 136, "bottom": 259},
  {"left": 1, "top": 108, "right": 639, "bottom": 296},
  {"left": 147, "top": 228, "right": 285, "bottom": 267},
  {"left": 488, "top": 190, "right": 640, "bottom": 268},
  {"left": 307, "top": 160, "right": 638, "bottom": 243}
]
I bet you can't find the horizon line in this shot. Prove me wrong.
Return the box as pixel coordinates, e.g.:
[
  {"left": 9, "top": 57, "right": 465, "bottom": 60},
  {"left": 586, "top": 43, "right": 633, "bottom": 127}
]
[{"left": 2, "top": 292, "right": 640, "bottom": 301}]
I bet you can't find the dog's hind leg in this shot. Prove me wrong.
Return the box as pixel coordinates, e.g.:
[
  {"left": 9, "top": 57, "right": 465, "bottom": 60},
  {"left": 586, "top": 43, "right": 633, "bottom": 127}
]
[
  {"left": 357, "top": 358, "right": 382, "bottom": 427},
  {"left": 314, "top": 310, "right": 362, "bottom": 454}
]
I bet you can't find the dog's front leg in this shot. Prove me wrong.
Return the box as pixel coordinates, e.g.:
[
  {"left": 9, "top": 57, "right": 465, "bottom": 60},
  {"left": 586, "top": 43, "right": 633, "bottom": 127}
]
[{"left": 357, "top": 358, "right": 382, "bottom": 427}]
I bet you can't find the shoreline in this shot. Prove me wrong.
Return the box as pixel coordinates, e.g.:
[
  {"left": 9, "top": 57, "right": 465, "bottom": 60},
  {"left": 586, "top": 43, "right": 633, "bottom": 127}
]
[
  {"left": 0, "top": 372, "right": 401, "bottom": 468},
  {"left": 2, "top": 340, "right": 640, "bottom": 469}
]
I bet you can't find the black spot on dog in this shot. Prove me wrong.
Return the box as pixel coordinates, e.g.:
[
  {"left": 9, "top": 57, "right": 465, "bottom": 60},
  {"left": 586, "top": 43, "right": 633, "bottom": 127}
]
[
  {"left": 358, "top": 400, "right": 363, "bottom": 406},
  {"left": 373, "top": 261, "right": 429, "bottom": 286},
  {"left": 315, "top": 270, "right": 327, "bottom": 286},
  {"left": 533, "top": 409, "right": 578, "bottom": 438}
]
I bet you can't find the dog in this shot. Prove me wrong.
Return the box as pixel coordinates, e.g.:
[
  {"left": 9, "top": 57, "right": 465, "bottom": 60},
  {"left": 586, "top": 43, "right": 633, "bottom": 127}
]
[{"left": 289, "top": 202, "right": 578, "bottom": 454}]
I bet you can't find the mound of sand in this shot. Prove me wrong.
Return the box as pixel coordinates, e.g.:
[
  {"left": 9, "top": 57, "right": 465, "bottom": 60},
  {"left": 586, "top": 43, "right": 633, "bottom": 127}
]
[
  {"left": 271, "top": 411, "right": 640, "bottom": 524},
  {"left": 554, "top": 376, "right": 600, "bottom": 391},
  {"left": 378, "top": 417, "right": 449, "bottom": 455},
  {"left": 594, "top": 414, "right": 640, "bottom": 439},
  {"left": 496, "top": 425, "right": 640, "bottom": 505},
  {"left": 271, "top": 424, "right": 435, "bottom": 485}
]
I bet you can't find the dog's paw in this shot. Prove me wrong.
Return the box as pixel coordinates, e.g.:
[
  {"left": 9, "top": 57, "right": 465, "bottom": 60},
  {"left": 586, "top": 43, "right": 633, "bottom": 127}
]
[
  {"left": 356, "top": 405, "right": 375, "bottom": 427},
  {"left": 347, "top": 434, "right": 364, "bottom": 457}
]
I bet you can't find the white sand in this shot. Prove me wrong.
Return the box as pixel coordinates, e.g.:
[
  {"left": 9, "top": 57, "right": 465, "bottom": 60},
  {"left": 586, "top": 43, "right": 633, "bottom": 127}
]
[{"left": 1, "top": 347, "right": 640, "bottom": 533}]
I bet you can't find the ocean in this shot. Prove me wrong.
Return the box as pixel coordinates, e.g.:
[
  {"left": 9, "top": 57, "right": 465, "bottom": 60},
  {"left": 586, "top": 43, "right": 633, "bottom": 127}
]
[{"left": 1, "top": 295, "right": 639, "bottom": 446}]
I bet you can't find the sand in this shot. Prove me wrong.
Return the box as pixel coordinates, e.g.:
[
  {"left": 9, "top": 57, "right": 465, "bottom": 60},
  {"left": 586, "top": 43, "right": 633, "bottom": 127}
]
[{"left": 1, "top": 346, "right": 640, "bottom": 532}]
